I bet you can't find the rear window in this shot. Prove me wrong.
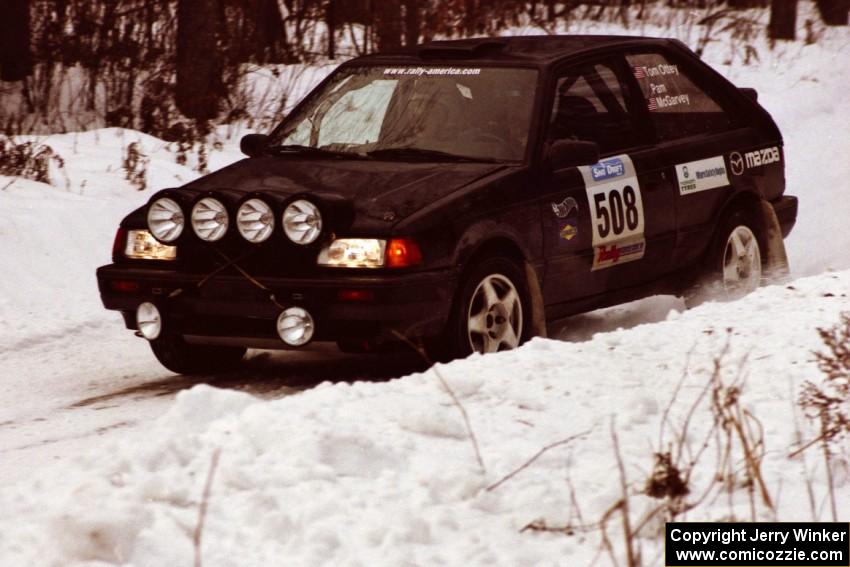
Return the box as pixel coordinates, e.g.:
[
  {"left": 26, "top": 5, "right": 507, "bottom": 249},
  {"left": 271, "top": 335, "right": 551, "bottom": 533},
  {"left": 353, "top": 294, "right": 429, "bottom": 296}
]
[{"left": 626, "top": 53, "right": 733, "bottom": 141}]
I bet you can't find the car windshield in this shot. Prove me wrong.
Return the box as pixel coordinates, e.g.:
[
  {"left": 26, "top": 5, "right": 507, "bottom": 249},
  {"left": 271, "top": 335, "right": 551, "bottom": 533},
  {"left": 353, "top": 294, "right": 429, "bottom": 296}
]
[{"left": 271, "top": 65, "right": 538, "bottom": 162}]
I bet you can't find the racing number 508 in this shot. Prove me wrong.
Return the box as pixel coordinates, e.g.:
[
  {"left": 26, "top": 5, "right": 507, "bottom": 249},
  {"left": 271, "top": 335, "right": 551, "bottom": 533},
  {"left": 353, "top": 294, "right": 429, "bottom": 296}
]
[{"left": 593, "top": 186, "right": 639, "bottom": 238}]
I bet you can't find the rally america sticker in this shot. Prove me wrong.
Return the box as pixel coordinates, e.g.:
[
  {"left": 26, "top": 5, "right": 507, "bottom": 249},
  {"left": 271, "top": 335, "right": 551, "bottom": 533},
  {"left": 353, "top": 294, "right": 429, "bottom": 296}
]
[
  {"left": 578, "top": 155, "right": 646, "bottom": 271},
  {"left": 675, "top": 156, "right": 730, "bottom": 195}
]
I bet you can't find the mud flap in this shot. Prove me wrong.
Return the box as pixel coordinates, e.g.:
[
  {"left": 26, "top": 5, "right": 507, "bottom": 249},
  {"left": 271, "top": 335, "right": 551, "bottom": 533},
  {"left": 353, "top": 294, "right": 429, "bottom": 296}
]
[
  {"left": 758, "top": 199, "right": 790, "bottom": 281},
  {"left": 524, "top": 261, "right": 547, "bottom": 339}
]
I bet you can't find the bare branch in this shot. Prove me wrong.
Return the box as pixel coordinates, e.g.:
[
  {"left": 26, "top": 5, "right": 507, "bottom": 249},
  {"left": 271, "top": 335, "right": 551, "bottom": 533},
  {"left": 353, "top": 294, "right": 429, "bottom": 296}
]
[
  {"left": 486, "top": 429, "right": 591, "bottom": 492},
  {"left": 194, "top": 448, "right": 222, "bottom": 567}
]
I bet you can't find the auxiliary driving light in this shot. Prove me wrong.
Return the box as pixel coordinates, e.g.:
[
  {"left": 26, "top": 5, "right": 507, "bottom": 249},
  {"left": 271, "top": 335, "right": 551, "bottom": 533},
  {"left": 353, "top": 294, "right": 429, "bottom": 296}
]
[
  {"left": 191, "top": 197, "right": 229, "bottom": 242},
  {"left": 147, "top": 197, "right": 185, "bottom": 243},
  {"left": 136, "top": 302, "right": 162, "bottom": 341},
  {"left": 237, "top": 198, "right": 275, "bottom": 243},
  {"left": 283, "top": 199, "right": 322, "bottom": 245},
  {"left": 276, "top": 307, "right": 314, "bottom": 346}
]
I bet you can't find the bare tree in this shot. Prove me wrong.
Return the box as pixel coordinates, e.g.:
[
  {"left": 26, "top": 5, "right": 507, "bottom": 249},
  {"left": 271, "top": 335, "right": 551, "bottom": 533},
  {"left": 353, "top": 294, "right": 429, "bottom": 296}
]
[
  {"left": 374, "top": 0, "right": 402, "bottom": 51},
  {"left": 403, "top": 0, "right": 421, "bottom": 46},
  {"left": 0, "top": 0, "right": 32, "bottom": 82},
  {"left": 769, "top": 0, "right": 798, "bottom": 40},
  {"left": 176, "top": 0, "right": 223, "bottom": 122}
]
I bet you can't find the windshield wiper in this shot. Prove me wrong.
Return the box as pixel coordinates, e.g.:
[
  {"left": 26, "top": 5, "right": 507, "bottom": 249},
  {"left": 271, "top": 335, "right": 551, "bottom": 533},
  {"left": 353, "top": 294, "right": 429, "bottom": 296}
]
[
  {"left": 266, "top": 144, "right": 369, "bottom": 159},
  {"left": 367, "top": 147, "right": 501, "bottom": 163}
]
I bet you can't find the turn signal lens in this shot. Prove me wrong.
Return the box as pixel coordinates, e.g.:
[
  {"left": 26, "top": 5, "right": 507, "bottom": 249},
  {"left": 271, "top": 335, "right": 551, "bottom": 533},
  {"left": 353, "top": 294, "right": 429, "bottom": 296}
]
[{"left": 385, "top": 238, "right": 423, "bottom": 268}]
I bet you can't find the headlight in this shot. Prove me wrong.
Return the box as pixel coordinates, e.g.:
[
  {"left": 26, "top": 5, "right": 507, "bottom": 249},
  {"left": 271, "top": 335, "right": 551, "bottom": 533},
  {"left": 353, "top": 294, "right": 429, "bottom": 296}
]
[
  {"left": 237, "top": 198, "right": 275, "bottom": 243},
  {"left": 147, "top": 197, "right": 185, "bottom": 243},
  {"left": 191, "top": 197, "right": 229, "bottom": 242},
  {"left": 283, "top": 199, "right": 322, "bottom": 245},
  {"left": 125, "top": 230, "right": 177, "bottom": 260},
  {"left": 317, "top": 238, "right": 386, "bottom": 268}
]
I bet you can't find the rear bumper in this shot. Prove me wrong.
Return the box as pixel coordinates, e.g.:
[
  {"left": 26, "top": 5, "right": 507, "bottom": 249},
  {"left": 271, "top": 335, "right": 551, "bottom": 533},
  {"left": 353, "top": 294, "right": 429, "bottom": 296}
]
[
  {"left": 770, "top": 195, "right": 797, "bottom": 238},
  {"left": 96, "top": 264, "right": 457, "bottom": 347}
]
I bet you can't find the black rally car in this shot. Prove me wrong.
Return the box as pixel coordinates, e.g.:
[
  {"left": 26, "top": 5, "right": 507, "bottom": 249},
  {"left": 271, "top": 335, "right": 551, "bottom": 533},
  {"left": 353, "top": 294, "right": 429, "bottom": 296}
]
[{"left": 97, "top": 35, "right": 797, "bottom": 373}]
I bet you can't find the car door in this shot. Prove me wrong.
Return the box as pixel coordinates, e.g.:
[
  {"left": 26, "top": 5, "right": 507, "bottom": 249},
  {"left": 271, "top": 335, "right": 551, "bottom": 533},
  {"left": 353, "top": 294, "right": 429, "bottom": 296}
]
[
  {"left": 540, "top": 57, "right": 678, "bottom": 315},
  {"left": 623, "top": 49, "right": 765, "bottom": 269}
]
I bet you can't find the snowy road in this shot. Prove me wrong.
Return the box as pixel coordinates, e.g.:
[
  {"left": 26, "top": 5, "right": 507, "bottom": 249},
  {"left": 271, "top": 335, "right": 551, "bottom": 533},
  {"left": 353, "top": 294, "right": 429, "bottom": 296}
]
[
  {"left": 0, "top": 290, "right": 682, "bottom": 487},
  {"left": 0, "top": 317, "right": 427, "bottom": 485}
]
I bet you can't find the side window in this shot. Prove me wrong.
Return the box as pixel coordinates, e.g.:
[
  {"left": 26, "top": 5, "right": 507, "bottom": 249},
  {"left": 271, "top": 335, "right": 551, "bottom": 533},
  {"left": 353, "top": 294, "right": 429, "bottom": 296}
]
[
  {"left": 548, "top": 62, "right": 639, "bottom": 154},
  {"left": 626, "top": 52, "right": 733, "bottom": 141}
]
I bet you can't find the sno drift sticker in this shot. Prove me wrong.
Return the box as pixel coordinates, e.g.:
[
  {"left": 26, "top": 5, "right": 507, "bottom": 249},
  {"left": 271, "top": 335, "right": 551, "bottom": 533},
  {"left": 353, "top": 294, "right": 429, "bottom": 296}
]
[
  {"left": 591, "top": 158, "right": 626, "bottom": 181},
  {"left": 675, "top": 156, "right": 730, "bottom": 195},
  {"left": 579, "top": 154, "right": 646, "bottom": 270}
]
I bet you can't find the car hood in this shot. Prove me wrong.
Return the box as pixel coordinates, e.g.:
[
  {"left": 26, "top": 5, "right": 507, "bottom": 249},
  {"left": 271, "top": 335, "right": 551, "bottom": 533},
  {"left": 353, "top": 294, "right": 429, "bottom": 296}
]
[{"left": 183, "top": 156, "right": 507, "bottom": 225}]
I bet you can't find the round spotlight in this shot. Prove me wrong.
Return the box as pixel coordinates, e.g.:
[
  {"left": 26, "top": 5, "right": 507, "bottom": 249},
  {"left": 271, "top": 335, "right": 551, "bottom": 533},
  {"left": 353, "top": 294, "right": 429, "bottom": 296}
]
[
  {"left": 147, "top": 197, "right": 185, "bottom": 243},
  {"left": 283, "top": 199, "right": 322, "bottom": 245},
  {"left": 276, "top": 307, "right": 314, "bottom": 346},
  {"left": 191, "top": 197, "right": 229, "bottom": 242},
  {"left": 237, "top": 198, "right": 275, "bottom": 243},
  {"left": 136, "top": 302, "right": 162, "bottom": 341}
]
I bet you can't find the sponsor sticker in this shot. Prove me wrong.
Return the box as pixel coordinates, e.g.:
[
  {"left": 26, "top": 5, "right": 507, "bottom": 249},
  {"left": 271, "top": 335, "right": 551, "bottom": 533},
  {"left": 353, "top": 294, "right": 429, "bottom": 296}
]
[
  {"left": 675, "top": 156, "right": 730, "bottom": 195},
  {"left": 578, "top": 154, "right": 646, "bottom": 270},
  {"left": 550, "top": 196, "right": 578, "bottom": 219},
  {"left": 591, "top": 158, "right": 626, "bottom": 181},
  {"left": 729, "top": 146, "right": 781, "bottom": 175},
  {"left": 559, "top": 223, "right": 577, "bottom": 241},
  {"left": 744, "top": 146, "right": 781, "bottom": 169},
  {"left": 551, "top": 197, "right": 579, "bottom": 244},
  {"left": 383, "top": 67, "right": 481, "bottom": 76}
]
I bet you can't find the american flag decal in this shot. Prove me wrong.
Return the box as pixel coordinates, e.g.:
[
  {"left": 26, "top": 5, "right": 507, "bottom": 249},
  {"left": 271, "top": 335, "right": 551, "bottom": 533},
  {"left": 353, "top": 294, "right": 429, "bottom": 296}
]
[
  {"left": 633, "top": 66, "right": 646, "bottom": 79},
  {"left": 647, "top": 97, "right": 658, "bottom": 111}
]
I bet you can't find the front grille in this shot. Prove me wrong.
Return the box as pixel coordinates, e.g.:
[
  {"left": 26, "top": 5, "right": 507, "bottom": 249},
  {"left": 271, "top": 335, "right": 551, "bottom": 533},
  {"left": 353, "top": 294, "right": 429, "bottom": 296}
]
[{"left": 177, "top": 237, "right": 321, "bottom": 277}]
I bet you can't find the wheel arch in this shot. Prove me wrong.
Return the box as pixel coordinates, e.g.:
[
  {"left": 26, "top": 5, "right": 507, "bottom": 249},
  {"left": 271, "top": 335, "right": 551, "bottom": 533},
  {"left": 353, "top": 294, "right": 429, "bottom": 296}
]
[{"left": 450, "top": 225, "right": 547, "bottom": 340}]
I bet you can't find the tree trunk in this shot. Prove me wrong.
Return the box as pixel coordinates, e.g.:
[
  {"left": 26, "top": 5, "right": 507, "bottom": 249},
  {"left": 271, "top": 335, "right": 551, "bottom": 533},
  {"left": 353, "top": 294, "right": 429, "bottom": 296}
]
[
  {"left": 176, "top": 0, "right": 222, "bottom": 121},
  {"left": 327, "top": 0, "right": 336, "bottom": 58},
  {"left": 374, "top": 0, "right": 402, "bottom": 51},
  {"left": 0, "top": 0, "right": 32, "bottom": 82},
  {"left": 817, "top": 0, "right": 849, "bottom": 25},
  {"left": 403, "top": 0, "right": 420, "bottom": 46},
  {"left": 768, "top": 0, "right": 798, "bottom": 40}
]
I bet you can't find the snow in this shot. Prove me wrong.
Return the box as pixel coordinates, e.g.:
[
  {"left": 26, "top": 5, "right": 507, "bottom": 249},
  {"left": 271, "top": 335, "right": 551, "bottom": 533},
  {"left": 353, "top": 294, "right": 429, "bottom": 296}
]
[
  {"left": 1, "top": 273, "right": 849, "bottom": 565},
  {"left": 1, "top": 4, "right": 850, "bottom": 565}
]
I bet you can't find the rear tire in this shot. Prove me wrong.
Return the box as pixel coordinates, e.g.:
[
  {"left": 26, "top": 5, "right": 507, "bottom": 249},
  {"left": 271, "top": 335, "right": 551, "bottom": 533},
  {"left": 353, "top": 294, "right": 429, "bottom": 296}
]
[
  {"left": 149, "top": 334, "right": 246, "bottom": 375},
  {"left": 445, "top": 256, "right": 530, "bottom": 358},
  {"left": 685, "top": 208, "right": 764, "bottom": 307}
]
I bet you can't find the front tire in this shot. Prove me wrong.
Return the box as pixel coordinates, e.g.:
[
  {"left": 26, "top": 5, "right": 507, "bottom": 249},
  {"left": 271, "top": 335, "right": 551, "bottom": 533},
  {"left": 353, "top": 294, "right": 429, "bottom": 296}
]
[
  {"left": 149, "top": 334, "right": 247, "bottom": 375},
  {"left": 447, "top": 257, "right": 530, "bottom": 358},
  {"left": 686, "top": 209, "right": 764, "bottom": 307}
]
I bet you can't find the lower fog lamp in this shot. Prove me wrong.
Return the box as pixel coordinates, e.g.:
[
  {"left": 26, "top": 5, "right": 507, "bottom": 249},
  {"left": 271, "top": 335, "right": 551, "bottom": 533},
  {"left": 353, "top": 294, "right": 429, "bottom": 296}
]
[
  {"left": 276, "top": 307, "right": 315, "bottom": 346},
  {"left": 136, "top": 302, "right": 162, "bottom": 341}
]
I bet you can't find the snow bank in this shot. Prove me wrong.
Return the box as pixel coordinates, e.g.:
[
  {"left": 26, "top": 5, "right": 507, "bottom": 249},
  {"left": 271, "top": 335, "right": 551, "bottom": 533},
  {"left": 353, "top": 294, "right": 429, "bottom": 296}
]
[
  {"left": 1, "top": 272, "right": 848, "bottom": 566},
  {"left": 0, "top": 128, "right": 245, "bottom": 345}
]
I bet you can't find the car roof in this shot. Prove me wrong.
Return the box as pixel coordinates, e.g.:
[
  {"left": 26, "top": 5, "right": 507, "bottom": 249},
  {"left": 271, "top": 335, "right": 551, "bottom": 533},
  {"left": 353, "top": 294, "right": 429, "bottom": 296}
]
[{"left": 354, "top": 35, "right": 679, "bottom": 66}]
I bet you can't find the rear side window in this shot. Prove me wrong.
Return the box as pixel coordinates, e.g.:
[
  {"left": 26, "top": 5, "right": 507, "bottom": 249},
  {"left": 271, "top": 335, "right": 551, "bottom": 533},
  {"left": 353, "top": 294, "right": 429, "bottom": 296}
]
[
  {"left": 626, "top": 52, "right": 732, "bottom": 141},
  {"left": 548, "top": 61, "right": 639, "bottom": 154}
]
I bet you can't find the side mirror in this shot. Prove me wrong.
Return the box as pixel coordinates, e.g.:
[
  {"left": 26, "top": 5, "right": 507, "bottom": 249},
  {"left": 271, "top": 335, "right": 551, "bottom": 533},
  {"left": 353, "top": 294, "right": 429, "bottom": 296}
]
[
  {"left": 240, "top": 134, "right": 269, "bottom": 157},
  {"left": 546, "top": 140, "right": 600, "bottom": 172}
]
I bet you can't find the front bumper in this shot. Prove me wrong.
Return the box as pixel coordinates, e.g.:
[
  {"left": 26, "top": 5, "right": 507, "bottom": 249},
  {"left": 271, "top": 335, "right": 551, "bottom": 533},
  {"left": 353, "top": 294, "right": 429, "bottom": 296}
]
[{"left": 96, "top": 264, "right": 457, "bottom": 348}]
